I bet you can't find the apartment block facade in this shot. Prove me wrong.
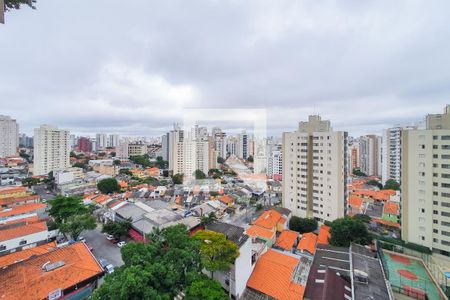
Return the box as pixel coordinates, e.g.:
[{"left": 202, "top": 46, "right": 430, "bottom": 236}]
[
  {"left": 402, "top": 105, "right": 450, "bottom": 256},
  {"left": 282, "top": 115, "right": 348, "bottom": 223},
  {"left": 0, "top": 115, "right": 19, "bottom": 158},
  {"left": 359, "top": 134, "right": 381, "bottom": 176},
  {"left": 33, "top": 125, "right": 70, "bottom": 176}
]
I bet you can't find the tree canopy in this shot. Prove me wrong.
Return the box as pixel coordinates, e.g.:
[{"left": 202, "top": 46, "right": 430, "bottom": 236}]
[
  {"left": 92, "top": 225, "right": 202, "bottom": 300},
  {"left": 102, "top": 219, "right": 132, "bottom": 239},
  {"left": 383, "top": 179, "right": 400, "bottom": 191},
  {"left": 329, "top": 217, "right": 372, "bottom": 247},
  {"left": 192, "top": 230, "right": 240, "bottom": 277},
  {"left": 289, "top": 216, "right": 318, "bottom": 234},
  {"left": 352, "top": 168, "right": 367, "bottom": 177},
  {"left": 4, "top": 0, "right": 36, "bottom": 11},
  {"left": 172, "top": 173, "right": 183, "bottom": 184},
  {"left": 59, "top": 213, "right": 96, "bottom": 240},
  {"left": 129, "top": 155, "right": 151, "bottom": 167},
  {"left": 97, "top": 178, "right": 120, "bottom": 194},
  {"left": 185, "top": 276, "right": 228, "bottom": 300},
  {"left": 217, "top": 157, "right": 225, "bottom": 164},
  {"left": 194, "top": 169, "right": 206, "bottom": 180}
]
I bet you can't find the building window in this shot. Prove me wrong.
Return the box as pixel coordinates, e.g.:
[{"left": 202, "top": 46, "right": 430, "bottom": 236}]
[
  {"left": 0, "top": 245, "right": 6, "bottom": 251},
  {"left": 19, "top": 240, "right": 27, "bottom": 245}
]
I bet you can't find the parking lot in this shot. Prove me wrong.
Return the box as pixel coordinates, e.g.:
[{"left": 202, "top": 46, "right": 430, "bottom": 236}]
[{"left": 82, "top": 226, "right": 124, "bottom": 268}]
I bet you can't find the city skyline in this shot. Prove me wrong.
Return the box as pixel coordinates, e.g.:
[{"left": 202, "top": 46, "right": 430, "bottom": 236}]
[{"left": 1, "top": 1, "right": 450, "bottom": 137}]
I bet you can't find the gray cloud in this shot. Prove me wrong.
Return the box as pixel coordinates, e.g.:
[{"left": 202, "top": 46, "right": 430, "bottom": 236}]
[{"left": 0, "top": 0, "right": 449, "bottom": 137}]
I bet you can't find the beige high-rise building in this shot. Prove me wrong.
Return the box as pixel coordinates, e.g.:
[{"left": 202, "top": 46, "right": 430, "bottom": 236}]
[
  {"left": 168, "top": 125, "right": 184, "bottom": 175},
  {"left": 128, "top": 144, "right": 147, "bottom": 156},
  {"left": 402, "top": 105, "right": 450, "bottom": 256},
  {"left": 0, "top": 115, "right": 19, "bottom": 158},
  {"left": 282, "top": 115, "right": 348, "bottom": 223},
  {"left": 359, "top": 134, "right": 382, "bottom": 176},
  {"left": 33, "top": 125, "right": 70, "bottom": 176}
]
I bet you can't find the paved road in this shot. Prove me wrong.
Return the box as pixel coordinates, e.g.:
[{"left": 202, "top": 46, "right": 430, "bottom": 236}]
[
  {"left": 82, "top": 227, "right": 124, "bottom": 268},
  {"left": 33, "top": 184, "right": 57, "bottom": 202}
]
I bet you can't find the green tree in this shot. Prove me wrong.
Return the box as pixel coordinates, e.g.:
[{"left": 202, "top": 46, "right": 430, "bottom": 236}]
[
  {"left": 92, "top": 224, "right": 202, "bottom": 299},
  {"left": 193, "top": 230, "right": 239, "bottom": 278},
  {"left": 172, "top": 173, "right": 183, "bottom": 184},
  {"left": 129, "top": 155, "right": 151, "bottom": 167},
  {"left": 143, "top": 176, "right": 158, "bottom": 184},
  {"left": 59, "top": 213, "right": 96, "bottom": 240},
  {"left": 72, "top": 162, "right": 86, "bottom": 169},
  {"left": 156, "top": 156, "right": 168, "bottom": 169},
  {"left": 352, "top": 168, "right": 367, "bottom": 177},
  {"left": 217, "top": 157, "right": 225, "bottom": 164},
  {"left": 329, "top": 217, "right": 372, "bottom": 247},
  {"left": 247, "top": 155, "right": 254, "bottom": 162},
  {"left": 383, "top": 179, "right": 400, "bottom": 191},
  {"left": 22, "top": 177, "right": 40, "bottom": 187},
  {"left": 4, "top": 0, "right": 36, "bottom": 10},
  {"left": 200, "top": 212, "right": 218, "bottom": 226},
  {"left": 97, "top": 178, "right": 120, "bottom": 194},
  {"left": 119, "top": 168, "right": 132, "bottom": 176},
  {"left": 185, "top": 276, "right": 228, "bottom": 300},
  {"left": 48, "top": 195, "right": 88, "bottom": 225},
  {"left": 113, "top": 159, "right": 121, "bottom": 166},
  {"left": 208, "top": 168, "right": 223, "bottom": 179},
  {"left": 194, "top": 169, "right": 206, "bottom": 180},
  {"left": 102, "top": 219, "right": 132, "bottom": 240},
  {"left": 367, "top": 179, "right": 383, "bottom": 189},
  {"left": 110, "top": 152, "right": 116, "bottom": 157},
  {"left": 289, "top": 216, "right": 318, "bottom": 233},
  {"left": 353, "top": 214, "right": 371, "bottom": 224}
]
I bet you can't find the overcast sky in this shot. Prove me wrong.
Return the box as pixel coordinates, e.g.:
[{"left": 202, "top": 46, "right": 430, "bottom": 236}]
[{"left": 1, "top": 0, "right": 449, "bottom": 138}]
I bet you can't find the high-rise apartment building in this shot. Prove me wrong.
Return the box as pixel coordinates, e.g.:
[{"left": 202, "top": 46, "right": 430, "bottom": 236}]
[
  {"left": 95, "top": 133, "right": 108, "bottom": 150},
  {"left": 212, "top": 127, "right": 226, "bottom": 159},
  {"left": 237, "top": 131, "right": 249, "bottom": 160},
  {"left": 33, "top": 125, "right": 70, "bottom": 176},
  {"left": 168, "top": 125, "right": 184, "bottom": 174},
  {"left": 128, "top": 143, "right": 147, "bottom": 156},
  {"left": 402, "top": 105, "right": 450, "bottom": 256},
  {"left": 349, "top": 141, "right": 360, "bottom": 172},
  {"left": 108, "top": 134, "right": 119, "bottom": 148},
  {"left": 282, "top": 115, "right": 348, "bottom": 223},
  {"left": 19, "top": 133, "right": 33, "bottom": 148},
  {"left": 0, "top": 115, "right": 19, "bottom": 158},
  {"left": 226, "top": 136, "right": 237, "bottom": 157},
  {"left": 268, "top": 149, "right": 282, "bottom": 180},
  {"left": 116, "top": 142, "right": 129, "bottom": 159},
  {"left": 359, "top": 135, "right": 381, "bottom": 176},
  {"left": 78, "top": 137, "right": 92, "bottom": 153},
  {"left": 382, "top": 126, "right": 416, "bottom": 184}
]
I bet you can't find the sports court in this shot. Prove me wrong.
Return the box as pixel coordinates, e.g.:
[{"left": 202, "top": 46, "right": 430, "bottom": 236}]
[{"left": 383, "top": 252, "right": 445, "bottom": 300}]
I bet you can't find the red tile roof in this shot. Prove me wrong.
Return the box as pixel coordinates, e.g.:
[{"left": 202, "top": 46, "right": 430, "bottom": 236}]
[
  {"left": 254, "top": 209, "right": 282, "bottom": 230},
  {"left": 247, "top": 249, "right": 305, "bottom": 300},
  {"left": 383, "top": 202, "right": 399, "bottom": 215},
  {"left": 246, "top": 225, "right": 275, "bottom": 240},
  {"left": 0, "top": 242, "right": 103, "bottom": 300},
  {"left": 0, "top": 186, "right": 27, "bottom": 196},
  {"left": 275, "top": 230, "right": 298, "bottom": 251},
  {"left": 0, "top": 222, "right": 47, "bottom": 242},
  {"left": 297, "top": 232, "right": 318, "bottom": 254},
  {"left": 0, "top": 203, "right": 46, "bottom": 218},
  {"left": 0, "top": 241, "right": 57, "bottom": 268},
  {"left": 0, "top": 194, "right": 40, "bottom": 206},
  {"left": 218, "top": 195, "right": 234, "bottom": 205},
  {"left": 317, "top": 225, "right": 331, "bottom": 245},
  {"left": 348, "top": 195, "right": 363, "bottom": 209}
]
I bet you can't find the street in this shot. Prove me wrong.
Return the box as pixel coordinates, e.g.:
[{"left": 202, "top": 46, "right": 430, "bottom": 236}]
[
  {"left": 32, "top": 184, "right": 56, "bottom": 202},
  {"left": 82, "top": 227, "right": 124, "bottom": 268}
]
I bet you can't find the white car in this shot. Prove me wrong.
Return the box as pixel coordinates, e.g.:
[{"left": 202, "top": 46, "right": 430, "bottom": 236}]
[
  {"left": 117, "top": 241, "right": 126, "bottom": 248},
  {"left": 105, "top": 234, "right": 114, "bottom": 240},
  {"left": 77, "top": 236, "right": 86, "bottom": 243},
  {"left": 105, "top": 264, "right": 115, "bottom": 274}
]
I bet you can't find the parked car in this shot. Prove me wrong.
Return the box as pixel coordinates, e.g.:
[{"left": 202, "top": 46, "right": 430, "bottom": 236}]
[
  {"left": 105, "top": 264, "right": 115, "bottom": 274},
  {"left": 77, "top": 236, "right": 86, "bottom": 243},
  {"left": 105, "top": 234, "right": 114, "bottom": 240},
  {"left": 117, "top": 241, "right": 126, "bottom": 248},
  {"left": 98, "top": 259, "right": 114, "bottom": 274}
]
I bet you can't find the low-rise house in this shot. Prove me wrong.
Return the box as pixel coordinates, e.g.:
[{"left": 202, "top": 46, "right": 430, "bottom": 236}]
[
  {"left": 0, "top": 221, "right": 50, "bottom": 254},
  {"left": 0, "top": 203, "right": 47, "bottom": 224},
  {"left": 245, "top": 249, "right": 305, "bottom": 299},
  {"left": 0, "top": 186, "right": 28, "bottom": 199},
  {"left": 0, "top": 194, "right": 40, "bottom": 209},
  {"left": 0, "top": 242, "right": 104, "bottom": 300},
  {"left": 206, "top": 222, "right": 255, "bottom": 299},
  {"left": 273, "top": 230, "right": 298, "bottom": 252},
  {"left": 297, "top": 232, "right": 318, "bottom": 256},
  {"left": 0, "top": 241, "right": 57, "bottom": 268},
  {"left": 317, "top": 225, "right": 331, "bottom": 245}
]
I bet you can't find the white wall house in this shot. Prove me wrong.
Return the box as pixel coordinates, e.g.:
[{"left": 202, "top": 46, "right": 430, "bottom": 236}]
[{"left": 0, "top": 223, "right": 49, "bottom": 254}]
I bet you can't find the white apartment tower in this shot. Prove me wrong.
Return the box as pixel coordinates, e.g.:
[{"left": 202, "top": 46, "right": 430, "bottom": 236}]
[
  {"left": 359, "top": 135, "right": 382, "bottom": 176},
  {"left": 33, "top": 125, "right": 70, "bottom": 176},
  {"left": 402, "top": 105, "right": 450, "bottom": 256},
  {"left": 237, "top": 131, "right": 249, "bottom": 160},
  {"left": 268, "top": 149, "right": 282, "bottom": 180},
  {"left": 282, "top": 115, "right": 348, "bottom": 223},
  {"left": 381, "top": 126, "right": 416, "bottom": 184},
  {"left": 0, "top": 115, "right": 19, "bottom": 158},
  {"left": 96, "top": 133, "right": 108, "bottom": 150},
  {"left": 168, "top": 125, "right": 184, "bottom": 175},
  {"left": 108, "top": 134, "right": 119, "bottom": 148}
]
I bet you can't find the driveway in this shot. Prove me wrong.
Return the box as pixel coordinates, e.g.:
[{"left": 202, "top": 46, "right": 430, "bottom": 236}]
[{"left": 82, "top": 227, "right": 124, "bottom": 268}]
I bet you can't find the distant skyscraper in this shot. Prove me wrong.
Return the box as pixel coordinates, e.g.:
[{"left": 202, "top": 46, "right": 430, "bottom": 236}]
[
  {"left": 359, "top": 135, "right": 381, "bottom": 176},
  {"left": 108, "top": 134, "right": 119, "bottom": 148},
  {"left": 33, "top": 125, "right": 70, "bottom": 176},
  {"left": 267, "top": 145, "right": 282, "bottom": 180},
  {"left": 0, "top": 115, "right": 19, "bottom": 158},
  {"left": 402, "top": 105, "right": 450, "bottom": 256},
  {"left": 95, "top": 133, "right": 108, "bottom": 150},
  {"left": 116, "top": 141, "right": 129, "bottom": 159},
  {"left": 237, "top": 131, "right": 249, "bottom": 160},
  {"left": 19, "top": 133, "right": 33, "bottom": 148},
  {"left": 282, "top": 115, "right": 348, "bottom": 223}
]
